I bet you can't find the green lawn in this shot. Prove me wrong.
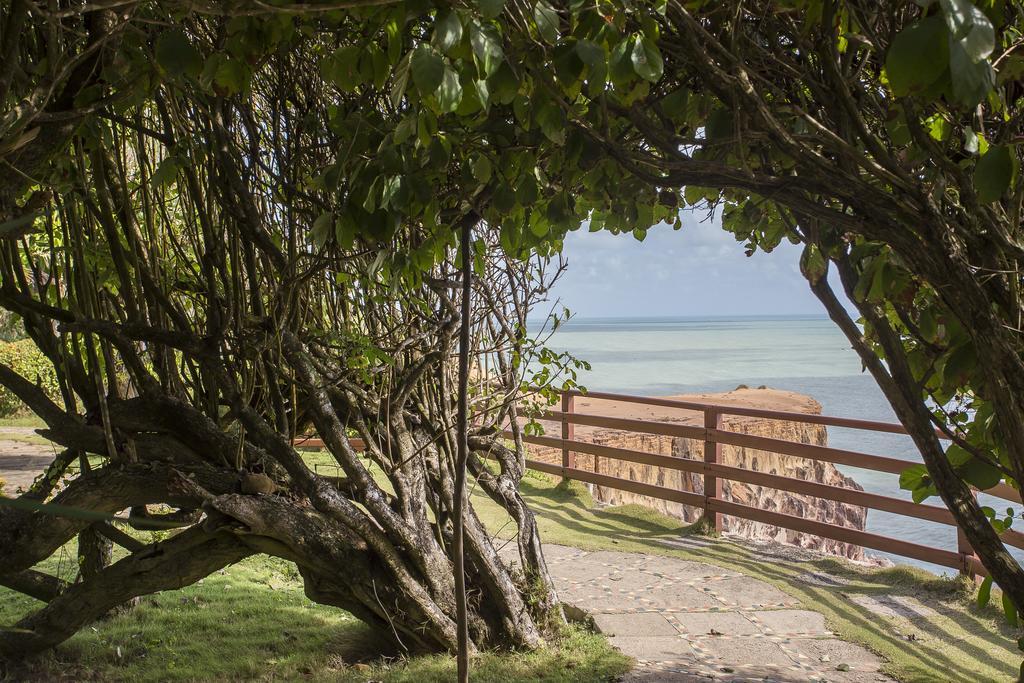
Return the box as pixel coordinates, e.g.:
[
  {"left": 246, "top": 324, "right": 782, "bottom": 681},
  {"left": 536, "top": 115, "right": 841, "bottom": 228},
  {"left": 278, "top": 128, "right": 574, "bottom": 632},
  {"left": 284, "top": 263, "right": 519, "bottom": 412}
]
[
  {"left": 0, "top": 415, "right": 47, "bottom": 429},
  {"left": 0, "top": 540, "right": 627, "bottom": 683},
  {"left": 2, "top": 452, "right": 1022, "bottom": 682}
]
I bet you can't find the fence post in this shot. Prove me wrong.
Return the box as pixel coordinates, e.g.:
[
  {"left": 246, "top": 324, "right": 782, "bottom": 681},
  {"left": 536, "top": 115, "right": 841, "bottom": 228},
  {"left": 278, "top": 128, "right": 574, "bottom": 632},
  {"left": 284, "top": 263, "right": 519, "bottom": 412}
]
[
  {"left": 561, "top": 391, "right": 575, "bottom": 478},
  {"left": 702, "top": 409, "right": 723, "bottom": 533}
]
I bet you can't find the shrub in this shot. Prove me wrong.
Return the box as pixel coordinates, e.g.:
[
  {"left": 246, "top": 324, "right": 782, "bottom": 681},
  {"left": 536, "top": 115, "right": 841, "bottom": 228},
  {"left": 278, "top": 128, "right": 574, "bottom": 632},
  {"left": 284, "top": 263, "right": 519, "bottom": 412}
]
[{"left": 0, "top": 339, "right": 60, "bottom": 418}]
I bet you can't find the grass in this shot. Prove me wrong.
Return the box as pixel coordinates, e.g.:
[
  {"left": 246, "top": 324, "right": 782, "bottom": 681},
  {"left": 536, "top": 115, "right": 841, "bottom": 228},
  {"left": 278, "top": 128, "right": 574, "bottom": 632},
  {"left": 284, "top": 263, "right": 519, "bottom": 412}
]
[
  {"left": 0, "top": 414, "right": 46, "bottom": 429},
  {"left": 2, "top": 450, "right": 1022, "bottom": 681},
  {"left": 1, "top": 543, "right": 627, "bottom": 683}
]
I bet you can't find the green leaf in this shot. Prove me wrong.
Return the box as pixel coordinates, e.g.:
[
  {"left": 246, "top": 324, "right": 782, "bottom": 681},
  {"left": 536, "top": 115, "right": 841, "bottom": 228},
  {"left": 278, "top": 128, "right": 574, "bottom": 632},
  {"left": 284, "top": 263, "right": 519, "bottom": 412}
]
[
  {"left": 911, "top": 483, "right": 938, "bottom": 504},
  {"left": 576, "top": 39, "right": 607, "bottom": 94},
  {"left": 492, "top": 185, "right": 515, "bottom": 213},
  {"left": 927, "top": 115, "right": 951, "bottom": 142},
  {"left": 151, "top": 156, "right": 180, "bottom": 187},
  {"left": 631, "top": 36, "right": 664, "bottom": 82},
  {"left": 324, "top": 45, "right": 362, "bottom": 92},
  {"left": 529, "top": 212, "right": 550, "bottom": 237},
  {"left": 535, "top": 98, "right": 566, "bottom": 144},
  {"left": 950, "top": 442, "right": 1002, "bottom": 490},
  {"left": 974, "top": 145, "right": 1014, "bottom": 203},
  {"left": 512, "top": 94, "right": 530, "bottom": 126},
  {"left": 390, "top": 52, "right": 411, "bottom": 108},
  {"left": 472, "top": 79, "right": 490, "bottom": 111},
  {"left": 998, "top": 55, "right": 1024, "bottom": 86},
  {"left": 368, "top": 45, "right": 390, "bottom": 88},
  {"left": 411, "top": 46, "right": 445, "bottom": 95},
  {"left": 156, "top": 30, "right": 203, "bottom": 78},
  {"left": 478, "top": 0, "right": 505, "bottom": 19},
  {"left": 517, "top": 172, "right": 538, "bottom": 205},
  {"left": 885, "top": 16, "right": 949, "bottom": 96},
  {"left": 946, "top": 443, "right": 972, "bottom": 468},
  {"left": 435, "top": 11, "right": 464, "bottom": 53},
  {"left": 311, "top": 212, "right": 334, "bottom": 248},
  {"left": 1004, "top": 591, "right": 1019, "bottom": 627},
  {"left": 471, "top": 153, "right": 492, "bottom": 183},
  {"left": 899, "top": 463, "right": 930, "bottom": 492},
  {"left": 470, "top": 23, "right": 504, "bottom": 78},
  {"left": 965, "top": 457, "right": 1003, "bottom": 491},
  {"left": 799, "top": 244, "right": 827, "bottom": 284},
  {"left": 684, "top": 185, "right": 716, "bottom": 206},
  {"left": 379, "top": 176, "right": 401, "bottom": 209},
  {"left": 437, "top": 66, "right": 463, "bottom": 112},
  {"left": 576, "top": 40, "right": 604, "bottom": 69},
  {"left": 534, "top": 1, "right": 559, "bottom": 44},
  {"left": 978, "top": 576, "right": 993, "bottom": 607},
  {"left": 212, "top": 57, "right": 248, "bottom": 95},
  {"left": 553, "top": 42, "right": 585, "bottom": 91},
  {"left": 393, "top": 114, "right": 417, "bottom": 145},
  {"left": 488, "top": 62, "right": 519, "bottom": 104},
  {"left": 940, "top": 342, "right": 976, "bottom": 386},
  {"left": 706, "top": 107, "right": 733, "bottom": 141},
  {"left": 363, "top": 176, "right": 381, "bottom": 213},
  {"left": 950, "top": 39, "right": 995, "bottom": 107},
  {"left": 609, "top": 37, "right": 636, "bottom": 85},
  {"left": 335, "top": 211, "right": 357, "bottom": 249},
  {"left": 939, "top": 0, "right": 994, "bottom": 61}
]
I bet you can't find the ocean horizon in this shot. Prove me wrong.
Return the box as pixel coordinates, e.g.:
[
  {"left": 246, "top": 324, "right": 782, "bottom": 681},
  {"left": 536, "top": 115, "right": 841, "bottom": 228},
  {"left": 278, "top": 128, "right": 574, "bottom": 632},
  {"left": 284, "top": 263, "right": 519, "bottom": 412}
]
[{"left": 535, "top": 314, "right": 1023, "bottom": 575}]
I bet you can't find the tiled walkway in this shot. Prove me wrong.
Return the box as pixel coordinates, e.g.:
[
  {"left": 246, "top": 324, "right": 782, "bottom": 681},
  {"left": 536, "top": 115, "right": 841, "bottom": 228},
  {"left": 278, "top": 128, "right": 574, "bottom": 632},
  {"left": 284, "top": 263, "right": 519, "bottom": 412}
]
[{"left": 531, "top": 544, "right": 893, "bottom": 682}]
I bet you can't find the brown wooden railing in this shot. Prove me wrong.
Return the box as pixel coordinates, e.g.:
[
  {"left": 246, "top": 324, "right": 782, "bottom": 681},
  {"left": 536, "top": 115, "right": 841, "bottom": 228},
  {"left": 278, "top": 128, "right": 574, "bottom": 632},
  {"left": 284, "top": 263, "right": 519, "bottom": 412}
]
[{"left": 507, "top": 389, "right": 1024, "bottom": 578}]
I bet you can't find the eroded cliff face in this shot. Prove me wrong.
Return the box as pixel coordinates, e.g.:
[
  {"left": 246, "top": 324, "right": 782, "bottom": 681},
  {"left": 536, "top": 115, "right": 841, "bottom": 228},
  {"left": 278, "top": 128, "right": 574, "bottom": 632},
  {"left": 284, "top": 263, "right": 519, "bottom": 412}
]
[{"left": 527, "top": 388, "right": 867, "bottom": 560}]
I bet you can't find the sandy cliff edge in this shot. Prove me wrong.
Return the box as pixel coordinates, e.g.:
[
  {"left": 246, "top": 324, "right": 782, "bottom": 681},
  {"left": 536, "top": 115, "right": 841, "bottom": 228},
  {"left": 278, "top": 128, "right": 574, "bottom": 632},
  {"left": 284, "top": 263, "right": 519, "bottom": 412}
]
[{"left": 526, "top": 387, "right": 869, "bottom": 561}]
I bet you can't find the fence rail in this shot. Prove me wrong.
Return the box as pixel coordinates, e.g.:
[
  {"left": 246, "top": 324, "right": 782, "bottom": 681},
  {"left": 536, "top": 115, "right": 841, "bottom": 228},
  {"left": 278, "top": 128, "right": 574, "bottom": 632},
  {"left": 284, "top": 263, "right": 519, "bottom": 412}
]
[{"left": 512, "top": 389, "right": 1024, "bottom": 577}]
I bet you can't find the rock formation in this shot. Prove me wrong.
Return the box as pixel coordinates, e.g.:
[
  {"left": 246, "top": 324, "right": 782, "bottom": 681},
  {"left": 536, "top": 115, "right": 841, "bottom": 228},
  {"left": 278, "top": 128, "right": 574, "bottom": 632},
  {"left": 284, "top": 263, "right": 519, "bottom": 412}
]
[{"left": 526, "top": 387, "right": 867, "bottom": 560}]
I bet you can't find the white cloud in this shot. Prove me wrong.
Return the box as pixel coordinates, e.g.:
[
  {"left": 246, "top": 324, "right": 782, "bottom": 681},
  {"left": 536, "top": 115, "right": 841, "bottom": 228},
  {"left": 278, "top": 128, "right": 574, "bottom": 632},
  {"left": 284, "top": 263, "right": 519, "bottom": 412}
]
[{"left": 549, "top": 213, "right": 835, "bottom": 318}]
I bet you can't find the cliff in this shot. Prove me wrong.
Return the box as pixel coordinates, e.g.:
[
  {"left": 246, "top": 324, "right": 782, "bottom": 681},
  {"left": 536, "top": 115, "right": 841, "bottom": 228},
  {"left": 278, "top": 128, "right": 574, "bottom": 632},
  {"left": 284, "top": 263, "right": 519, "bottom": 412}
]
[{"left": 527, "top": 387, "right": 867, "bottom": 560}]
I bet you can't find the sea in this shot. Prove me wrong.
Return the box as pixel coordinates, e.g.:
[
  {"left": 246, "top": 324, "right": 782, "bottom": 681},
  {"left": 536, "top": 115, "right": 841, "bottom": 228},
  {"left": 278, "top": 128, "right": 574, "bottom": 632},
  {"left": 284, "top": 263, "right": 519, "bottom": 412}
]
[{"left": 538, "top": 314, "right": 1024, "bottom": 575}]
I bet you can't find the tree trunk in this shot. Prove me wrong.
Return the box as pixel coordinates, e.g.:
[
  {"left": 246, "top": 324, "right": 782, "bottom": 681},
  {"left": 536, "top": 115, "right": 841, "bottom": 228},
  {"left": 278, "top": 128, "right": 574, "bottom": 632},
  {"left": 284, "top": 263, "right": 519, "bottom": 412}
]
[{"left": 807, "top": 263, "right": 1024, "bottom": 609}]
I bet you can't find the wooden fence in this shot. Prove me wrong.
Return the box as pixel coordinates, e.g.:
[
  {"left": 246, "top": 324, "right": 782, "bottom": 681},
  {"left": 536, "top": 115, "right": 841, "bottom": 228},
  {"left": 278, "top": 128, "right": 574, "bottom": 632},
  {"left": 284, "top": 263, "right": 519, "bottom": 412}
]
[{"left": 503, "top": 389, "right": 1024, "bottom": 578}]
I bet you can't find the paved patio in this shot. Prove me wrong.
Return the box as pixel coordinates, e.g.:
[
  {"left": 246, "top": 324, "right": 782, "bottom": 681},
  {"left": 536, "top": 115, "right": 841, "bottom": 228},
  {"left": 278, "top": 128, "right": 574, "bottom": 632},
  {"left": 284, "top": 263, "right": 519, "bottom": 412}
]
[{"left": 509, "top": 544, "right": 893, "bottom": 683}]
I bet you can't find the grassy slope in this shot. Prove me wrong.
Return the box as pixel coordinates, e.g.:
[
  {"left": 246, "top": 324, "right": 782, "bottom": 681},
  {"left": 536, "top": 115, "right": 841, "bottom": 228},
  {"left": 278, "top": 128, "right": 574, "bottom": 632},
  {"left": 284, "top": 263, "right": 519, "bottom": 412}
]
[{"left": 1, "top": 443, "right": 1020, "bottom": 681}]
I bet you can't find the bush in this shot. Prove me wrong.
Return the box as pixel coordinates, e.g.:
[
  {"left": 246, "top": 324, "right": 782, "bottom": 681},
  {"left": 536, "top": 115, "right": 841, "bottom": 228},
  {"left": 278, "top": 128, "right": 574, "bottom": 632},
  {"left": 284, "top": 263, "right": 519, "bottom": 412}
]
[
  {"left": 0, "top": 339, "right": 60, "bottom": 418},
  {"left": 0, "top": 476, "right": 5, "bottom": 495}
]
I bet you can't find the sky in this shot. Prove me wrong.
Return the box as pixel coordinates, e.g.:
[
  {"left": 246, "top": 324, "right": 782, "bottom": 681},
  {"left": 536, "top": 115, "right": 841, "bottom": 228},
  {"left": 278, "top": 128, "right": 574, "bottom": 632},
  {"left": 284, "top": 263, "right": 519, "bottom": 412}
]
[{"left": 546, "top": 212, "right": 837, "bottom": 319}]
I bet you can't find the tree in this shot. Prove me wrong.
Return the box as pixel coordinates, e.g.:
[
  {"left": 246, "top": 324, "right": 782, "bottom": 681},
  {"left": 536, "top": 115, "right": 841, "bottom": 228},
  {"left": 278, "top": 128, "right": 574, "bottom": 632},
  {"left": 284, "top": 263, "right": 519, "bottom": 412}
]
[
  {"left": 473, "top": 0, "right": 1024, "bottom": 619},
  {"left": 0, "top": 1, "right": 591, "bottom": 659},
  {"left": 7, "top": 0, "right": 1023, "bottom": 669}
]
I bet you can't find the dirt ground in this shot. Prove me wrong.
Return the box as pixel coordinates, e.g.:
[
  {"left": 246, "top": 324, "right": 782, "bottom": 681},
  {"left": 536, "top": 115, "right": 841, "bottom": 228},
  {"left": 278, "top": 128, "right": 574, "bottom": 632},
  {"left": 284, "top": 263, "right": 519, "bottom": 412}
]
[{"left": 0, "top": 427, "right": 61, "bottom": 494}]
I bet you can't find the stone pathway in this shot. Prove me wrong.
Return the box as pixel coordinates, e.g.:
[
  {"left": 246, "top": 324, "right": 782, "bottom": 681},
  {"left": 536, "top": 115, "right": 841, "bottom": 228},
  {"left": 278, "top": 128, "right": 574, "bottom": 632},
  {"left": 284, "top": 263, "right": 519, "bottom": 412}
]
[{"left": 510, "top": 544, "right": 893, "bottom": 683}]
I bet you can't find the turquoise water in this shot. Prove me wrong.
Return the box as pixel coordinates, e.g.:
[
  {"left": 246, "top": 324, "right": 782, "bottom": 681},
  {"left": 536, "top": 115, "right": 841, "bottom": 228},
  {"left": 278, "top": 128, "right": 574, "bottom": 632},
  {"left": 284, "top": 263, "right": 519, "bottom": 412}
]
[{"left": 539, "top": 315, "right": 1022, "bottom": 575}]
